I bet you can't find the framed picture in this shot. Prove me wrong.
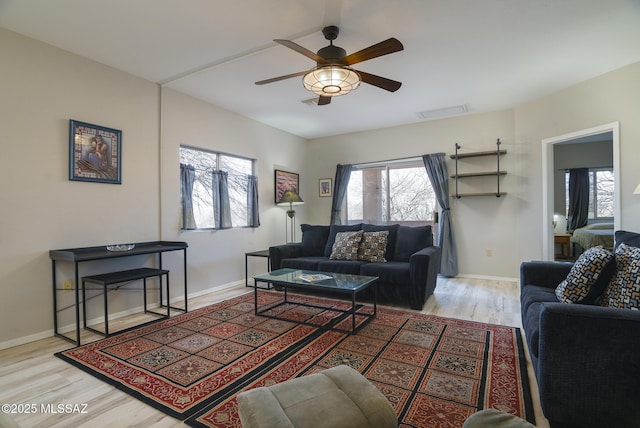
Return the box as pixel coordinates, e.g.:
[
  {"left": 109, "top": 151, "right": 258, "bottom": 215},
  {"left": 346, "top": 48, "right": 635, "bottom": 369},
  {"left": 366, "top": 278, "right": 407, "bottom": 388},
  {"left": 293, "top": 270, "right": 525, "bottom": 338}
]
[
  {"left": 275, "top": 169, "right": 299, "bottom": 203},
  {"left": 319, "top": 178, "right": 332, "bottom": 197},
  {"left": 69, "top": 119, "right": 122, "bottom": 184}
]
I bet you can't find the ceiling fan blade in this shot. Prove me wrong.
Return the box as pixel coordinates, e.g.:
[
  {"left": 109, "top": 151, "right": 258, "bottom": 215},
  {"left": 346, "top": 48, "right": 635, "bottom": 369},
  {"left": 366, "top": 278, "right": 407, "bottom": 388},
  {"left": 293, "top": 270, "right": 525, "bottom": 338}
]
[
  {"left": 317, "top": 96, "right": 332, "bottom": 106},
  {"left": 357, "top": 70, "right": 402, "bottom": 92},
  {"left": 255, "top": 70, "right": 307, "bottom": 85},
  {"left": 274, "top": 39, "right": 328, "bottom": 64},
  {"left": 340, "top": 38, "right": 404, "bottom": 66}
]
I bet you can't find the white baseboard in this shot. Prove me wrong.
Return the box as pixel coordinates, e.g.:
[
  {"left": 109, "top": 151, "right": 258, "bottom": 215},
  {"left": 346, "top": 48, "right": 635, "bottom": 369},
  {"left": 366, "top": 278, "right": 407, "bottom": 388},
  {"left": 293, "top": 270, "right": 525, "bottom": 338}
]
[
  {"left": 0, "top": 330, "right": 56, "bottom": 350},
  {"left": 0, "top": 279, "right": 246, "bottom": 351}
]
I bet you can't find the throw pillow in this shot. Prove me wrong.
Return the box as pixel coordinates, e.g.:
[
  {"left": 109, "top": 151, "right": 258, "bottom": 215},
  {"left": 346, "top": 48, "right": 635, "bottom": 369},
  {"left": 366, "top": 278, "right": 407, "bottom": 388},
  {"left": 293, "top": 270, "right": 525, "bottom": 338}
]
[
  {"left": 362, "top": 224, "right": 399, "bottom": 261},
  {"left": 555, "top": 246, "right": 615, "bottom": 304},
  {"left": 324, "top": 224, "right": 363, "bottom": 257},
  {"left": 600, "top": 243, "right": 640, "bottom": 309},
  {"left": 357, "top": 231, "right": 389, "bottom": 263},
  {"left": 330, "top": 230, "right": 364, "bottom": 261}
]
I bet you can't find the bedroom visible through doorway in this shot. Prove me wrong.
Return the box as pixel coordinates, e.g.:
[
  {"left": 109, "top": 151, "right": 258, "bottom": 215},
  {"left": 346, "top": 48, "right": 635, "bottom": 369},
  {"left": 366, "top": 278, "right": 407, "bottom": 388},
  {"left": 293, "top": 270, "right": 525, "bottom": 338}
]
[{"left": 541, "top": 122, "right": 620, "bottom": 261}]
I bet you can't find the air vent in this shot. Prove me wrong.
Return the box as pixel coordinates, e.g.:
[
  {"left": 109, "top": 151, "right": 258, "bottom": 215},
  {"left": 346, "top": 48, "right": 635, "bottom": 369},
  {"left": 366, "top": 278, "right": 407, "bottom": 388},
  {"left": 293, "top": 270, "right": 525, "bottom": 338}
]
[{"left": 418, "top": 104, "right": 468, "bottom": 119}]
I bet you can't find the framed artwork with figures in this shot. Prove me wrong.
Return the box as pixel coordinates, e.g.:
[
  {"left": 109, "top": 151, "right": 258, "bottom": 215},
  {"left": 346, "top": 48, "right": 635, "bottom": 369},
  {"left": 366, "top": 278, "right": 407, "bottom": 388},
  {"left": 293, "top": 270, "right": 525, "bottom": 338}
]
[
  {"left": 319, "top": 178, "right": 332, "bottom": 197},
  {"left": 69, "top": 119, "right": 122, "bottom": 184}
]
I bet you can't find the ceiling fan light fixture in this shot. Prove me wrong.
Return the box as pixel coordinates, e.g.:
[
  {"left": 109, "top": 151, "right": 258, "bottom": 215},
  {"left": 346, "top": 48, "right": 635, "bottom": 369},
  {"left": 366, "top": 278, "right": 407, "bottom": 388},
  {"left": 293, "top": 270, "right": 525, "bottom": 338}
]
[{"left": 303, "top": 65, "right": 360, "bottom": 97}]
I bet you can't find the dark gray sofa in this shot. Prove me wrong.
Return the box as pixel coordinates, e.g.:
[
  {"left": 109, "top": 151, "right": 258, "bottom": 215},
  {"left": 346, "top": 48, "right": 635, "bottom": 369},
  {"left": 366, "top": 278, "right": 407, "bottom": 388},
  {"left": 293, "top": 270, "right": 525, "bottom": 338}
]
[
  {"left": 519, "top": 230, "right": 640, "bottom": 428},
  {"left": 269, "top": 223, "right": 441, "bottom": 310}
]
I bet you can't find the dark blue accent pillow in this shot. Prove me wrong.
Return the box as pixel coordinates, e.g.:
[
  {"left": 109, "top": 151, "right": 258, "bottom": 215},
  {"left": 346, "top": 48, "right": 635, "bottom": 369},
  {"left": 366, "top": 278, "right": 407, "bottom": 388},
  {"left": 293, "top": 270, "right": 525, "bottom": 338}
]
[
  {"left": 362, "top": 224, "right": 400, "bottom": 261},
  {"left": 394, "top": 225, "right": 433, "bottom": 262},
  {"left": 324, "top": 224, "right": 363, "bottom": 257},
  {"left": 615, "top": 230, "right": 640, "bottom": 249},
  {"left": 300, "top": 224, "right": 330, "bottom": 256}
]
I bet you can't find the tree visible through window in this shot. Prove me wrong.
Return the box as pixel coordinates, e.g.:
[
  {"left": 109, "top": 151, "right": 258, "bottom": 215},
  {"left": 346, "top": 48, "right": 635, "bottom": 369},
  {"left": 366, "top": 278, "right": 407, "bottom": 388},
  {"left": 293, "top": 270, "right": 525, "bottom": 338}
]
[
  {"left": 565, "top": 168, "right": 614, "bottom": 220},
  {"left": 180, "top": 146, "right": 255, "bottom": 229},
  {"left": 346, "top": 161, "right": 436, "bottom": 226}
]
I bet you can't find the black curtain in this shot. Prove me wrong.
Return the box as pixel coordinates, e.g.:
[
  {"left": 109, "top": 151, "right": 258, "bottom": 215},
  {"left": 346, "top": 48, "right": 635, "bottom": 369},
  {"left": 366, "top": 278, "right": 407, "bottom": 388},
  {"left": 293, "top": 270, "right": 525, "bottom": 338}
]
[
  {"left": 330, "top": 164, "right": 353, "bottom": 225},
  {"left": 567, "top": 168, "right": 589, "bottom": 232}
]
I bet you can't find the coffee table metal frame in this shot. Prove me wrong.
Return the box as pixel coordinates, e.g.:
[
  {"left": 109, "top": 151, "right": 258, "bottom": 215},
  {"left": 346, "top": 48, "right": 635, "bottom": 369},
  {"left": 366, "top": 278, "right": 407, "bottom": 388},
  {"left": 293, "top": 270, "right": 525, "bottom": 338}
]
[{"left": 253, "top": 268, "right": 378, "bottom": 334}]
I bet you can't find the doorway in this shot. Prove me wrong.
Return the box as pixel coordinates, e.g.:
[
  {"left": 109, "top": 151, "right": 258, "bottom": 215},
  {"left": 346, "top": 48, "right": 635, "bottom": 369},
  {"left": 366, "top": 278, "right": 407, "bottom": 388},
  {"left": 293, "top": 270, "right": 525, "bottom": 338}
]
[{"left": 541, "top": 122, "right": 620, "bottom": 260}]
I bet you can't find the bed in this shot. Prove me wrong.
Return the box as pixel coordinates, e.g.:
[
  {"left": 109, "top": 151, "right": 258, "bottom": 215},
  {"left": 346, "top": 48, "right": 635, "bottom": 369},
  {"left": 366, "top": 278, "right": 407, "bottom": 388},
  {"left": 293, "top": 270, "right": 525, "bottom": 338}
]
[{"left": 570, "top": 222, "right": 615, "bottom": 253}]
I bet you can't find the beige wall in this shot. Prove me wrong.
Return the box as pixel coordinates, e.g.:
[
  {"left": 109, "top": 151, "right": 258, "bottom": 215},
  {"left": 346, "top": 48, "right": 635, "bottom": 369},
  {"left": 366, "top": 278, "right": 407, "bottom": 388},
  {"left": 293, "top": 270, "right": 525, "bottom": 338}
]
[
  {"left": 305, "top": 110, "right": 520, "bottom": 278},
  {"left": 0, "top": 29, "right": 161, "bottom": 346},
  {"left": 2, "top": 25, "right": 639, "bottom": 347},
  {"left": 159, "top": 88, "right": 307, "bottom": 294},
  {"left": 305, "top": 61, "right": 640, "bottom": 278},
  {"left": 0, "top": 30, "right": 306, "bottom": 348},
  {"left": 514, "top": 61, "right": 640, "bottom": 263}
]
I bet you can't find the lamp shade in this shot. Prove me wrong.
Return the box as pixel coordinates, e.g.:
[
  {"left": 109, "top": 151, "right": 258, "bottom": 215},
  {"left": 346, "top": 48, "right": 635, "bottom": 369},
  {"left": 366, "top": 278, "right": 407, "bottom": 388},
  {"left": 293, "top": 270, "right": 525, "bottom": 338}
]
[
  {"left": 303, "top": 66, "right": 360, "bottom": 97},
  {"left": 277, "top": 189, "right": 304, "bottom": 206},
  {"left": 634, "top": 183, "right": 640, "bottom": 194}
]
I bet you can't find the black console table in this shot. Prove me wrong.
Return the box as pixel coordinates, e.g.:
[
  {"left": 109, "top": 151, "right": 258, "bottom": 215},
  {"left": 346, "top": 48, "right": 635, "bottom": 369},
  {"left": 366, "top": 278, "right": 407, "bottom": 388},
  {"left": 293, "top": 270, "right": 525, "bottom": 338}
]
[
  {"left": 50, "top": 241, "right": 188, "bottom": 346},
  {"left": 82, "top": 267, "right": 171, "bottom": 338}
]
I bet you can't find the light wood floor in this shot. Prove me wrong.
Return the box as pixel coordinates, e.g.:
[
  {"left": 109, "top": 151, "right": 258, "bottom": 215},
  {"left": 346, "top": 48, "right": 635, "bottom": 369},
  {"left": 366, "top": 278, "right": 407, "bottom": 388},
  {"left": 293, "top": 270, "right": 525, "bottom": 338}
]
[{"left": 0, "top": 277, "right": 549, "bottom": 427}]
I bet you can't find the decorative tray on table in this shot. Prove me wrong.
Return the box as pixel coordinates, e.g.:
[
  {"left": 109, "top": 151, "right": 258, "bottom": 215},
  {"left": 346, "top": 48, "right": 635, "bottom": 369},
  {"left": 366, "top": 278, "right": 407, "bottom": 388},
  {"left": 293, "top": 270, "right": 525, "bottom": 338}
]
[{"left": 106, "top": 244, "right": 135, "bottom": 252}]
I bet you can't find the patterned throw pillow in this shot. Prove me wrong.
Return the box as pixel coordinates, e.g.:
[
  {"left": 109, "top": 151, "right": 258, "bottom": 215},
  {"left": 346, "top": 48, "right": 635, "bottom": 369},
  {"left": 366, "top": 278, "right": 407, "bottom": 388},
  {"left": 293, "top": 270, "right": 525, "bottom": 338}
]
[
  {"left": 357, "top": 231, "right": 389, "bottom": 263},
  {"left": 555, "top": 246, "right": 615, "bottom": 304},
  {"left": 600, "top": 243, "right": 640, "bottom": 309},
  {"left": 329, "top": 231, "right": 364, "bottom": 260}
]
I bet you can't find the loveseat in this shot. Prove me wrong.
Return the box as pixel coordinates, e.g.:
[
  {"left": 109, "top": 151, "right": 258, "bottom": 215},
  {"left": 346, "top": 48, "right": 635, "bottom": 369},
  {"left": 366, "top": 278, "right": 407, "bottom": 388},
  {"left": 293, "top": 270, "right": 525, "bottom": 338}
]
[
  {"left": 520, "top": 230, "right": 640, "bottom": 428},
  {"left": 269, "top": 223, "right": 441, "bottom": 310}
]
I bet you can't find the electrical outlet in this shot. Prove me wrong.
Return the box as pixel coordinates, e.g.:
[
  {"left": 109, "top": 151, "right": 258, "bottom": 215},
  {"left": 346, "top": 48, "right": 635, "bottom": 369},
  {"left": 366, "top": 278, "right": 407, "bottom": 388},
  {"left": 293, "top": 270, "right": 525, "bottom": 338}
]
[
  {"left": 485, "top": 248, "right": 493, "bottom": 257},
  {"left": 62, "top": 279, "right": 73, "bottom": 292}
]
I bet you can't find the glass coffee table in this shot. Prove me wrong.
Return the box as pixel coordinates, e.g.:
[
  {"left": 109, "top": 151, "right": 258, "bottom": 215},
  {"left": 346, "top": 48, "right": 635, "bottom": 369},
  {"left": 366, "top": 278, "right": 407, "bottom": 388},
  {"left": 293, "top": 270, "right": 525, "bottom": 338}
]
[{"left": 252, "top": 268, "right": 378, "bottom": 334}]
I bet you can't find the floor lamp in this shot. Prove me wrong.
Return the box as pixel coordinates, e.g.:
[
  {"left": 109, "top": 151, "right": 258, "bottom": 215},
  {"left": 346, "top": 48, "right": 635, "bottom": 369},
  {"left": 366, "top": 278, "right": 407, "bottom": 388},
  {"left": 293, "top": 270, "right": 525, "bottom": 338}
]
[{"left": 277, "top": 189, "right": 304, "bottom": 243}]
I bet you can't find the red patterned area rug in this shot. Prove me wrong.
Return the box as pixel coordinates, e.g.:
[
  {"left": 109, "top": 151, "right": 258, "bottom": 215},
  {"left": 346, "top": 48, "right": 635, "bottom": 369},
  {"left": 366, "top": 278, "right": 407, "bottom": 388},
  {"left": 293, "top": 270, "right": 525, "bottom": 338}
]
[{"left": 56, "top": 291, "right": 534, "bottom": 427}]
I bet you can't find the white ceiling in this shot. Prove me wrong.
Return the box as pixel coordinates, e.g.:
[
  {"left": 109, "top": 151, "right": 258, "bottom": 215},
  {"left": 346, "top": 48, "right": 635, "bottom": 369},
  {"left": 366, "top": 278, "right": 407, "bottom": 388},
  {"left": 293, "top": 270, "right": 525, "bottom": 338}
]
[{"left": 2, "top": 0, "right": 640, "bottom": 139}]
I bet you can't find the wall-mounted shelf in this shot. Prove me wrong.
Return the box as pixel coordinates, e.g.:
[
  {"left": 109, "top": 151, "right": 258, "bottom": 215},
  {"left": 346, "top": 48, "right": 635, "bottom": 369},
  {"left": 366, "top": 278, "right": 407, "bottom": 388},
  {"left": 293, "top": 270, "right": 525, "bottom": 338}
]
[
  {"left": 451, "top": 171, "right": 507, "bottom": 178},
  {"left": 450, "top": 139, "right": 506, "bottom": 198},
  {"left": 450, "top": 149, "right": 507, "bottom": 160}
]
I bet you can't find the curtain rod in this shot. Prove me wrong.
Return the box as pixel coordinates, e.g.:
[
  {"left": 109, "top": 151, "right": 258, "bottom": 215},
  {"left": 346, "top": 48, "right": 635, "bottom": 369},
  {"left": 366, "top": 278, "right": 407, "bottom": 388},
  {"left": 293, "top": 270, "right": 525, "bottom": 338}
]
[{"left": 353, "top": 154, "right": 428, "bottom": 168}]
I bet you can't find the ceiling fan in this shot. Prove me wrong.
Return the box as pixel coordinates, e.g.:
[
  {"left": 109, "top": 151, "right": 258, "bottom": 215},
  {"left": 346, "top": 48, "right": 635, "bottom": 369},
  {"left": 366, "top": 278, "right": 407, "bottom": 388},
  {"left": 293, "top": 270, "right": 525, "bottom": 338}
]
[{"left": 255, "top": 26, "right": 404, "bottom": 105}]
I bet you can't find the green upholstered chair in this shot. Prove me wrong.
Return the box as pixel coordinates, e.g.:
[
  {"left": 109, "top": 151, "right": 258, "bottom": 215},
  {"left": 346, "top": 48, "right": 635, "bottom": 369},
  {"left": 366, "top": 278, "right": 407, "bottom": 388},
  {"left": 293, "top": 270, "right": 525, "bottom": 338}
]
[{"left": 236, "top": 365, "right": 397, "bottom": 428}]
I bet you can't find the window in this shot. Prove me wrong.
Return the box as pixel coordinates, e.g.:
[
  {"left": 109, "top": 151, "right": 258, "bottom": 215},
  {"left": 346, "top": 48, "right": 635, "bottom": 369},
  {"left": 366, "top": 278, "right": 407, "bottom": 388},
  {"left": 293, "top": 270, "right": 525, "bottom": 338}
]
[
  {"left": 565, "top": 168, "right": 614, "bottom": 220},
  {"left": 346, "top": 160, "right": 436, "bottom": 226},
  {"left": 180, "top": 146, "right": 257, "bottom": 229}
]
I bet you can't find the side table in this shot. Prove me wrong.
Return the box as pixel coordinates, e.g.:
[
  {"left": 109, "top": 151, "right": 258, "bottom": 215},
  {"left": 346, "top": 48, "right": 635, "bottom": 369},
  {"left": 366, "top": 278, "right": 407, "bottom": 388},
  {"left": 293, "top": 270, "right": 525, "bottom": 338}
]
[
  {"left": 554, "top": 233, "right": 572, "bottom": 260},
  {"left": 245, "top": 249, "right": 271, "bottom": 288}
]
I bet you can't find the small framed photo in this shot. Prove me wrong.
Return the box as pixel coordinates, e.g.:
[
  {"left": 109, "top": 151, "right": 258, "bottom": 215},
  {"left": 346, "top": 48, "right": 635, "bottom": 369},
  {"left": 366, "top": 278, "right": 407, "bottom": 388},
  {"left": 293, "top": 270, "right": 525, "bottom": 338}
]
[
  {"left": 319, "top": 178, "right": 332, "bottom": 197},
  {"left": 275, "top": 169, "right": 300, "bottom": 203},
  {"left": 69, "top": 119, "right": 122, "bottom": 184}
]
